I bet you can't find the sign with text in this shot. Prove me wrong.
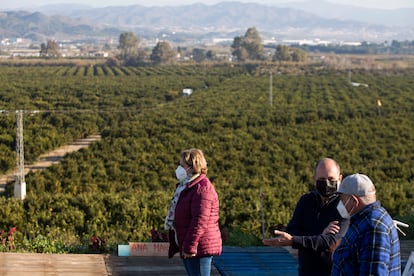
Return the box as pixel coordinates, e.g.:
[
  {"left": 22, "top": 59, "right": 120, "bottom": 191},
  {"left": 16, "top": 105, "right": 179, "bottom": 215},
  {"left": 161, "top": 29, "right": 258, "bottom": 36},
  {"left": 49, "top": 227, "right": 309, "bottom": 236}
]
[{"left": 129, "top": 242, "right": 169, "bottom": 256}]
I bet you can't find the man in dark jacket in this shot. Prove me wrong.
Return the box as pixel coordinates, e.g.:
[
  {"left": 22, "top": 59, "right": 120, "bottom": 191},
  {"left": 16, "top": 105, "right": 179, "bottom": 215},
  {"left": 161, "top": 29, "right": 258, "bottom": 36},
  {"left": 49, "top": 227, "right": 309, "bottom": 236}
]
[{"left": 263, "top": 158, "right": 350, "bottom": 276}]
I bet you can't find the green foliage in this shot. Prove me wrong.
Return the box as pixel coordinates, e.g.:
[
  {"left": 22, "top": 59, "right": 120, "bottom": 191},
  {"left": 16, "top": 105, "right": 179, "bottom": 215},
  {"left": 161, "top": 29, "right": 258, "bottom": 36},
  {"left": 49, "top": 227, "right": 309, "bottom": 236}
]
[
  {"left": 19, "top": 234, "right": 66, "bottom": 253},
  {"left": 223, "top": 227, "right": 263, "bottom": 247},
  {"left": 273, "top": 45, "right": 307, "bottom": 62},
  {"left": 192, "top": 48, "right": 207, "bottom": 63},
  {"left": 150, "top": 41, "right": 176, "bottom": 65},
  {"left": 40, "top": 40, "right": 60, "bottom": 57},
  {"left": 118, "top": 32, "right": 141, "bottom": 64},
  {"left": 0, "top": 231, "right": 93, "bottom": 254},
  {"left": 231, "top": 27, "right": 264, "bottom": 61},
  {"left": 0, "top": 63, "right": 413, "bottom": 252}
]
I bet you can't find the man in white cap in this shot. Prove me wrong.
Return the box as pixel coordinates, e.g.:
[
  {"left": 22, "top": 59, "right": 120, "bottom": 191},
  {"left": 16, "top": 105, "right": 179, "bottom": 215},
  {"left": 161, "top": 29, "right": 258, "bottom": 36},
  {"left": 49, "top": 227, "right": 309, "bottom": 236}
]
[{"left": 332, "top": 173, "right": 401, "bottom": 275}]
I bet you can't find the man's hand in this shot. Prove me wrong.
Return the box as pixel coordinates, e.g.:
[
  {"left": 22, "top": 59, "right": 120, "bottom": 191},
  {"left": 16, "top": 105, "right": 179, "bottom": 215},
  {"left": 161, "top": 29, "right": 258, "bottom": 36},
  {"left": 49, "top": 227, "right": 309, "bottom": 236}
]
[
  {"left": 323, "top": 221, "right": 340, "bottom": 234},
  {"left": 262, "top": 230, "right": 293, "bottom": 246}
]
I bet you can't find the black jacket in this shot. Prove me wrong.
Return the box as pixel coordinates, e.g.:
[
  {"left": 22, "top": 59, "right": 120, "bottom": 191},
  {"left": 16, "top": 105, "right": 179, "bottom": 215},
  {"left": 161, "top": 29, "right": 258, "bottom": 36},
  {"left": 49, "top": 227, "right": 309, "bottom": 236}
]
[{"left": 286, "top": 190, "right": 349, "bottom": 276}]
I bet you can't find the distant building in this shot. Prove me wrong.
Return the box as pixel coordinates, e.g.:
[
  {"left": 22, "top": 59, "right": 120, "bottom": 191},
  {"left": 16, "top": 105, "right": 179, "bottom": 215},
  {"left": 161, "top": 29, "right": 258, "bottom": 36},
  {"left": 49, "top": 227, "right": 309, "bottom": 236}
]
[
  {"left": 282, "top": 38, "right": 331, "bottom": 46},
  {"left": 9, "top": 49, "right": 40, "bottom": 57}
]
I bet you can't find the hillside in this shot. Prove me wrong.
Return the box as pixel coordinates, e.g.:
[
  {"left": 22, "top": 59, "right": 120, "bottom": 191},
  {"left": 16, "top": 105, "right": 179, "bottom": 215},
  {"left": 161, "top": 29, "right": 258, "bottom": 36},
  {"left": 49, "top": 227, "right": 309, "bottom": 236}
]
[
  {"left": 0, "top": 10, "right": 122, "bottom": 42},
  {"left": 1, "top": 2, "right": 413, "bottom": 43}
]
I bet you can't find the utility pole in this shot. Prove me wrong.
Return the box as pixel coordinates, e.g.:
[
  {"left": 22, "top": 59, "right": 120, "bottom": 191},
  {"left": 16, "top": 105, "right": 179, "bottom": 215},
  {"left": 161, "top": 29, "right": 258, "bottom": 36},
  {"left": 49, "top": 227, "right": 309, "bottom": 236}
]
[
  {"left": 14, "top": 110, "right": 26, "bottom": 200},
  {"left": 260, "top": 186, "right": 265, "bottom": 239},
  {"left": 269, "top": 71, "right": 273, "bottom": 107}
]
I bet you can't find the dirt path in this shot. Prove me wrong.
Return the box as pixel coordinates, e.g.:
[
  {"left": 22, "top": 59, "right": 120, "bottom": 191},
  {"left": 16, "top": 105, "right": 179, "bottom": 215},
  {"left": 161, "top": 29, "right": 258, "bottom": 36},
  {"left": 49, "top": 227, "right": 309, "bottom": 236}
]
[{"left": 0, "top": 134, "right": 101, "bottom": 192}]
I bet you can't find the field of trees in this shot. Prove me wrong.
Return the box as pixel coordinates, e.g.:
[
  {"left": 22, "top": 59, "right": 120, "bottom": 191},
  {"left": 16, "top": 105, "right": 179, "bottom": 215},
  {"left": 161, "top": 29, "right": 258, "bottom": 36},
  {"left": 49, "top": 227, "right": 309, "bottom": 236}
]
[{"left": 0, "top": 62, "right": 413, "bottom": 252}]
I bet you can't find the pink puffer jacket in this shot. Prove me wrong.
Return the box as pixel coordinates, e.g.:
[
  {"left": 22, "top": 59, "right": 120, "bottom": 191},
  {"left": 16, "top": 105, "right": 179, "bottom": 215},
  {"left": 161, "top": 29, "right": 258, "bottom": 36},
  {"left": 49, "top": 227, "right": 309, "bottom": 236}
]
[{"left": 170, "top": 174, "right": 222, "bottom": 258}]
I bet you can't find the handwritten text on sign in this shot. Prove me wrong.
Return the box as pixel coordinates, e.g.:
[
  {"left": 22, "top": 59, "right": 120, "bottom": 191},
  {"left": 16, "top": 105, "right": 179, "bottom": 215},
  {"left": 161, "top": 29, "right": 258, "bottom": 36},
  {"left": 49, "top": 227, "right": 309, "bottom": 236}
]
[{"left": 129, "top": 242, "right": 169, "bottom": 256}]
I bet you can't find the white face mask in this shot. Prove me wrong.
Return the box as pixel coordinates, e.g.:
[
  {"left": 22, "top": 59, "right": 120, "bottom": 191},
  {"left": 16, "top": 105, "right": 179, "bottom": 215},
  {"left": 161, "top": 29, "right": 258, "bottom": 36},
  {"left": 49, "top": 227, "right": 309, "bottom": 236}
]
[
  {"left": 337, "top": 197, "right": 351, "bottom": 219},
  {"left": 175, "top": 165, "right": 188, "bottom": 182}
]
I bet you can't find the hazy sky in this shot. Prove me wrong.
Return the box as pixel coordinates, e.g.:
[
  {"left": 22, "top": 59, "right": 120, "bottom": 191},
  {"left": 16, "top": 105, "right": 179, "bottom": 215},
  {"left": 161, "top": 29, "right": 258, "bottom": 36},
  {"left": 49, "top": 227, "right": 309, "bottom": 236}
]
[{"left": 2, "top": 0, "right": 413, "bottom": 10}]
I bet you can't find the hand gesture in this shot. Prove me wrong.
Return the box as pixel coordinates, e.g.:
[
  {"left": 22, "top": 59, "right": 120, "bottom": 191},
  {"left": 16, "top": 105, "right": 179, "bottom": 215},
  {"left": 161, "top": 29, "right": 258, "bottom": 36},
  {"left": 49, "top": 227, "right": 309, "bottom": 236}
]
[{"left": 262, "top": 230, "right": 293, "bottom": 246}]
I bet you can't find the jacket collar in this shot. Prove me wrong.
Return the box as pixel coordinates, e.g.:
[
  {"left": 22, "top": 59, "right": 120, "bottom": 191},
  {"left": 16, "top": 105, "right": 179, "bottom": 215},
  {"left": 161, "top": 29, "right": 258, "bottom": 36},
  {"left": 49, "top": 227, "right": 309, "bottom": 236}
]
[{"left": 186, "top": 174, "right": 206, "bottom": 189}]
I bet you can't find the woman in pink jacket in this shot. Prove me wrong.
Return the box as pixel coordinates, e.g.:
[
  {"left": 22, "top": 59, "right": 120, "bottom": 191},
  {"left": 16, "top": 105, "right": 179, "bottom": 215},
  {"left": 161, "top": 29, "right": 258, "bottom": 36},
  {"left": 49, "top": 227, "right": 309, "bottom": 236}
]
[{"left": 165, "top": 148, "right": 222, "bottom": 276}]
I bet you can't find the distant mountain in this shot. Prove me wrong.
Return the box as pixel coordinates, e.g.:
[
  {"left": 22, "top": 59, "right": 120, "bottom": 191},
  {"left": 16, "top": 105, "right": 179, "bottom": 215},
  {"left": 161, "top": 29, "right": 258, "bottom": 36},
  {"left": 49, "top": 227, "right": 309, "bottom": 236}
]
[
  {"left": 276, "top": 0, "right": 414, "bottom": 28},
  {"left": 0, "top": 10, "right": 121, "bottom": 42},
  {"left": 1, "top": 2, "right": 413, "bottom": 44}
]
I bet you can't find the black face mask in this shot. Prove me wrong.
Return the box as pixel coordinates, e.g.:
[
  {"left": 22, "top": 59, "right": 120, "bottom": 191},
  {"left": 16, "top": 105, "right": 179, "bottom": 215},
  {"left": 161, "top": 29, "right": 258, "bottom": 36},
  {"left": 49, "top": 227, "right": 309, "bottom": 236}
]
[{"left": 316, "top": 179, "right": 338, "bottom": 197}]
